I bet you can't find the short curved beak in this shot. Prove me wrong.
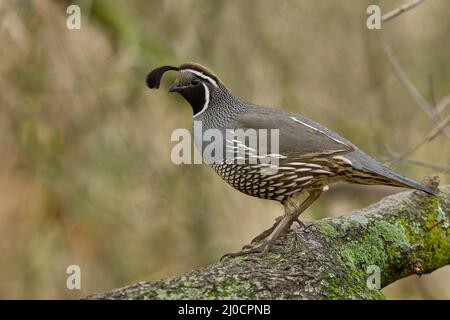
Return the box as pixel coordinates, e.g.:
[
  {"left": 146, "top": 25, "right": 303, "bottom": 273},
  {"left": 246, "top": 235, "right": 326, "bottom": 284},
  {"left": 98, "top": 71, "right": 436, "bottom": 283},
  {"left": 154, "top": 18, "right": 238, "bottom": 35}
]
[{"left": 168, "top": 82, "right": 179, "bottom": 93}]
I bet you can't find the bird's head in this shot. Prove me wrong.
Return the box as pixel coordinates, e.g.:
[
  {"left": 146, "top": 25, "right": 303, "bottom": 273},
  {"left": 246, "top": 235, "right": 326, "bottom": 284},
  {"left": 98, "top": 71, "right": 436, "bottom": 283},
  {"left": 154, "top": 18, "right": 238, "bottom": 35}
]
[{"left": 146, "top": 62, "right": 222, "bottom": 117}]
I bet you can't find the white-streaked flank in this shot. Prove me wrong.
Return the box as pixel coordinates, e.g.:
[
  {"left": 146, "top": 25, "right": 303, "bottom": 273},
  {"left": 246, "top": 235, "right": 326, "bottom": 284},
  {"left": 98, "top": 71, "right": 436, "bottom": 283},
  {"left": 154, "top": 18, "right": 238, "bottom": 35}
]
[
  {"left": 333, "top": 155, "right": 353, "bottom": 166},
  {"left": 294, "top": 168, "right": 312, "bottom": 172},
  {"left": 312, "top": 169, "right": 332, "bottom": 174},
  {"left": 294, "top": 176, "right": 313, "bottom": 182}
]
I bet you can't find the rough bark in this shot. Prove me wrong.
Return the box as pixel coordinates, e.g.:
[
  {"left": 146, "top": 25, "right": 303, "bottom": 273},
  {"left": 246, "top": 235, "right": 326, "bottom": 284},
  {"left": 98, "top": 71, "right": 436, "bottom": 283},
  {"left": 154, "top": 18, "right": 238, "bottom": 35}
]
[{"left": 87, "top": 180, "right": 449, "bottom": 300}]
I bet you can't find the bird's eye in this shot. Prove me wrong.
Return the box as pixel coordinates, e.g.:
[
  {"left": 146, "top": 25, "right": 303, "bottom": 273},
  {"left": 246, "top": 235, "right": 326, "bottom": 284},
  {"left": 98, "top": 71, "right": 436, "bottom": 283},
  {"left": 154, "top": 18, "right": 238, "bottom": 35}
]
[{"left": 190, "top": 79, "right": 200, "bottom": 86}]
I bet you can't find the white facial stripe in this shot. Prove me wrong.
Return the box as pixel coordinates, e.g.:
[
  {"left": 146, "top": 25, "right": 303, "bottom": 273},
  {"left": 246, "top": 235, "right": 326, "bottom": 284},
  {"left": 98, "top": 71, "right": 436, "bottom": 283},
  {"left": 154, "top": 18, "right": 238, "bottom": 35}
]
[
  {"left": 289, "top": 116, "right": 349, "bottom": 147},
  {"left": 193, "top": 83, "right": 210, "bottom": 118},
  {"left": 182, "top": 69, "right": 218, "bottom": 87}
]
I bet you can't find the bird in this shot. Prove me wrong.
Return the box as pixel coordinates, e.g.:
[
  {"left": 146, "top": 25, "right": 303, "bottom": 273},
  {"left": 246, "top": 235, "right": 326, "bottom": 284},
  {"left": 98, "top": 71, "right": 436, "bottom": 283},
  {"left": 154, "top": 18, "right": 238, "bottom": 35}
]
[{"left": 146, "top": 62, "right": 437, "bottom": 259}]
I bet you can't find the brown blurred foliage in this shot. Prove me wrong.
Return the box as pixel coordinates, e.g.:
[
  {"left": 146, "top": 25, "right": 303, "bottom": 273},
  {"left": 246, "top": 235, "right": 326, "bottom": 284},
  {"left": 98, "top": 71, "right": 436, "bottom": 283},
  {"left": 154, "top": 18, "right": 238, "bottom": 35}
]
[{"left": 0, "top": 0, "right": 448, "bottom": 298}]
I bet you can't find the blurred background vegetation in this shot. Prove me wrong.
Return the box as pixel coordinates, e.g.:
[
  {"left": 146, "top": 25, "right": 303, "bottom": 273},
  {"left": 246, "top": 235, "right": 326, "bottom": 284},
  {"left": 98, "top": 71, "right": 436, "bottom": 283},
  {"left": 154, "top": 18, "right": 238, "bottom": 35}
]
[{"left": 0, "top": 0, "right": 449, "bottom": 299}]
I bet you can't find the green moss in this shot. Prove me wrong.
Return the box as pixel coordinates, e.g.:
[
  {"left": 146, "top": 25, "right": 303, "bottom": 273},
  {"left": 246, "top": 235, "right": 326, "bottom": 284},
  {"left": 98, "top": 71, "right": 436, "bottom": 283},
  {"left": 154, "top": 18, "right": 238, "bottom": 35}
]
[
  {"left": 259, "top": 253, "right": 288, "bottom": 267},
  {"left": 323, "top": 270, "right": 385, "bottom": 300},
  {"left": 215, "top": 278, "right": 249, "bottom": 299},
  {"left": 229, "top": 255, "right": 250, "bottom": 264},
  {"left": 396, "top": 195, "right": 450, "bottom": 272},
  {"left": 318, "top": 223, "right": 338, "bottom": 238},
  {"left": 436, "top": 206, "right": 449, "bottom": 229},
  {"left": 375, "top": 221, "right": 408, "bottom": 245},
  {"left": 339, "top": 220, "right": 408, "bottom": 270}
]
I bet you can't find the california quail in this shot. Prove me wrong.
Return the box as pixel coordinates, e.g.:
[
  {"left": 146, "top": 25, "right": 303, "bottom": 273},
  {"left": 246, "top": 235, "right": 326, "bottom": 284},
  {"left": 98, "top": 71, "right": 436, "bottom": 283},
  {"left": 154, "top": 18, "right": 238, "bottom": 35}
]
[{"left": 146, "top": 62, "right": 437, "bottom": 259}]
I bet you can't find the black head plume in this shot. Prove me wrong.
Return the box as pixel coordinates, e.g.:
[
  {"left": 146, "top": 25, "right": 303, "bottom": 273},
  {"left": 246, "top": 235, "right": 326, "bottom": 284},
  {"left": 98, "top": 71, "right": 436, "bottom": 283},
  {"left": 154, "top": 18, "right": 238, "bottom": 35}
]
[{"left": 146, "top": 65, "right": 179, "bottom": 89}]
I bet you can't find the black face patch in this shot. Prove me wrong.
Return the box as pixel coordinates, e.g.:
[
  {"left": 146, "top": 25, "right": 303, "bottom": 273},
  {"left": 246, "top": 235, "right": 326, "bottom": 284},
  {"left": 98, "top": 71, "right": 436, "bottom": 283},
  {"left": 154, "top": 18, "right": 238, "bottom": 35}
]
[{"left": 177, "top": 84, "right": 206, "bottom": 116}]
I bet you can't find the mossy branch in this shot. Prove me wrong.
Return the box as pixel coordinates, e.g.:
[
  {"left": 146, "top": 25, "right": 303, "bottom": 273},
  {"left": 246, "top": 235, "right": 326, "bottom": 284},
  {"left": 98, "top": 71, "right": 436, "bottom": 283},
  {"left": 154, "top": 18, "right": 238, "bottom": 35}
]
[{"left": 87, "top": 181, "right": 449, "bottom": 300}]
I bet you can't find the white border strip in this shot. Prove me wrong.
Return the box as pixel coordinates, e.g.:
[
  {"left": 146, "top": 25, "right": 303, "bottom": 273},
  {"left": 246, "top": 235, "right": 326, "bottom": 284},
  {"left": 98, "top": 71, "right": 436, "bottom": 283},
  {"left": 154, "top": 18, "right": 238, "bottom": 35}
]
[
  {"left": 193, "top": 83, "right": 210, "bottom": 118},
  {"left": 289, "top": 116, "right": 348, "bottom": 146},
  {"left": 182, "top": 69, "right": 218, "bottom": 87}
]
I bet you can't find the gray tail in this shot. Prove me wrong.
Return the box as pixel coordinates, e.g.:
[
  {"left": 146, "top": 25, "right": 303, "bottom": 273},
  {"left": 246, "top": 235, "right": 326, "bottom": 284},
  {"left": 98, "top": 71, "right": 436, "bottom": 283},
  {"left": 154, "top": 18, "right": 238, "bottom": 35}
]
[
  {"left": 383, "top": 170, "right": 438, "bottom": 196},
  {"left": 348, "top": 152, "right": 438, "bottom": 196}
]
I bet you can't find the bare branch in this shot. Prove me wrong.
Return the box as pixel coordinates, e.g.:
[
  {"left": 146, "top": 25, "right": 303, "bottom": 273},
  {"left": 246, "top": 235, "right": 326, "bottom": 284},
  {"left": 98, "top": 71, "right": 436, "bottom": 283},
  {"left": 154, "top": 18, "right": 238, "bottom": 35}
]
[
  {"left": 388, "top": 115, "right": 450, "bottom": 165},
  {"left": 428, "top": 74, "right": 437, "bottom": 108},
  {"left": 380, "top": 35, "right": 431, "bottom": 117},
  {"left": 436, "top": 95, "right": 450, "bottom": 114},
  {"left": 382, "top": 0, "right": 426, "bottom": 22},
  {"left": 379, "top": 34, "right": 450, "bottom": 138},
  {"left": 379, "top": 0, "right": 449, "bottom": 173},
  {"left": 427, "top": 115, "right": 450, "bottom": 141},
  {"left": 402, "top": 159, "right": 450, "bottom": 174},
  {"left": 387, "top": 150, "right": 450, "bottom": 173}
]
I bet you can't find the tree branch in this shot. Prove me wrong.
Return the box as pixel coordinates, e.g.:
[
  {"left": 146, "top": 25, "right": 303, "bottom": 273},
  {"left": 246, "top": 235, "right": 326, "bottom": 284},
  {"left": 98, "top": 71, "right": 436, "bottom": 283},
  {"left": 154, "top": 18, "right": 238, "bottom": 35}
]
[
  {"left": 86, "top": 180, "right": 449, "bottom": 300},
  {"left": 382, "top": 0, "right": 426, "bottom": 23}
]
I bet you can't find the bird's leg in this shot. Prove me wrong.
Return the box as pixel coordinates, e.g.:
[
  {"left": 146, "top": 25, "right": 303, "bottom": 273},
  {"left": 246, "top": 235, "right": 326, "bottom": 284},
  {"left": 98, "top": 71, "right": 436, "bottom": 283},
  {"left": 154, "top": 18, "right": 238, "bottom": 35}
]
[
  {"left": 259, "top": 191, "right": 321, "bottom": 247},
  {"left": 244, "top": 209, "right": 307, "bottom": 249},
  {"left": 243, "top": 194, "right": 309, "bottom": 249},
  {"left": 242, "top": 215, "right": 284, "bottom": 249},
  {"left": 220, "top": 190, "right": 322, "bottom": 261}
]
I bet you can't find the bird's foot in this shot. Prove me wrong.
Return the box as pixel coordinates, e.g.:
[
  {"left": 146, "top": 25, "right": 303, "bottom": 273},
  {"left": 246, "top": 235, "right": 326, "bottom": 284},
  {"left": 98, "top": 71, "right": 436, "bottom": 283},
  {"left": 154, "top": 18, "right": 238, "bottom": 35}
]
[
  {"left": 220, "top": 239, "right": 273, "bottom": 261},
  {"left": 220, "top": 215, "right": 296, "bottom": 261},
  {"left": 220, "top": 192, "right": 322, "bottom": 261},
  {"left": 246, "top": 215, "right": 307, "bottom": 247}
]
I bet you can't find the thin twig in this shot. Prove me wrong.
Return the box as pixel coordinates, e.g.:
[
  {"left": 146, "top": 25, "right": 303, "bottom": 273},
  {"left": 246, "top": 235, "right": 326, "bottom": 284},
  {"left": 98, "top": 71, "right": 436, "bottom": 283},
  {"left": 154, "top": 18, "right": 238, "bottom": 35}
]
[
  {"left": 380, "top": 1, "right": 450, "bottom": 137},
  {"left": 387, "top": 149, "right": 450, "bottom": 173},
  {"left": 426, "top": 216, "right": 448, "bottom": 231},
  {"left": 380, "top": 34, "right": 431, "bottom": 117},
  {"left": 436, "top": 95, "right": 450, "bottom": 114},
  {"left": 394, "top": 115, "right": 450, "bottom": 162},
  {"left": 426, "top": 115, "right": 450, "bottom": 141},
  {"left": 382, "top": 0, "right": 426, "bottom": 22},
  {"left": 379, "top": 34, "right": 450, "bottom": 138},
  {"left": 428, "top": 74, "right": 437, "bottom": 108},
  {"left": 379, "top": 0, "right": 450, "bottom": 170}
]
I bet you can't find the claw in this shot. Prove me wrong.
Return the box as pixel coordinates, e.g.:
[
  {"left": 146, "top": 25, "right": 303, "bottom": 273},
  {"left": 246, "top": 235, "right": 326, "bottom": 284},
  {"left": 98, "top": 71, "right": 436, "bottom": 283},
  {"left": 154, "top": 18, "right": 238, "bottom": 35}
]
[{"left": 220, "top": 241, "right": 270, "bottom": 261}]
